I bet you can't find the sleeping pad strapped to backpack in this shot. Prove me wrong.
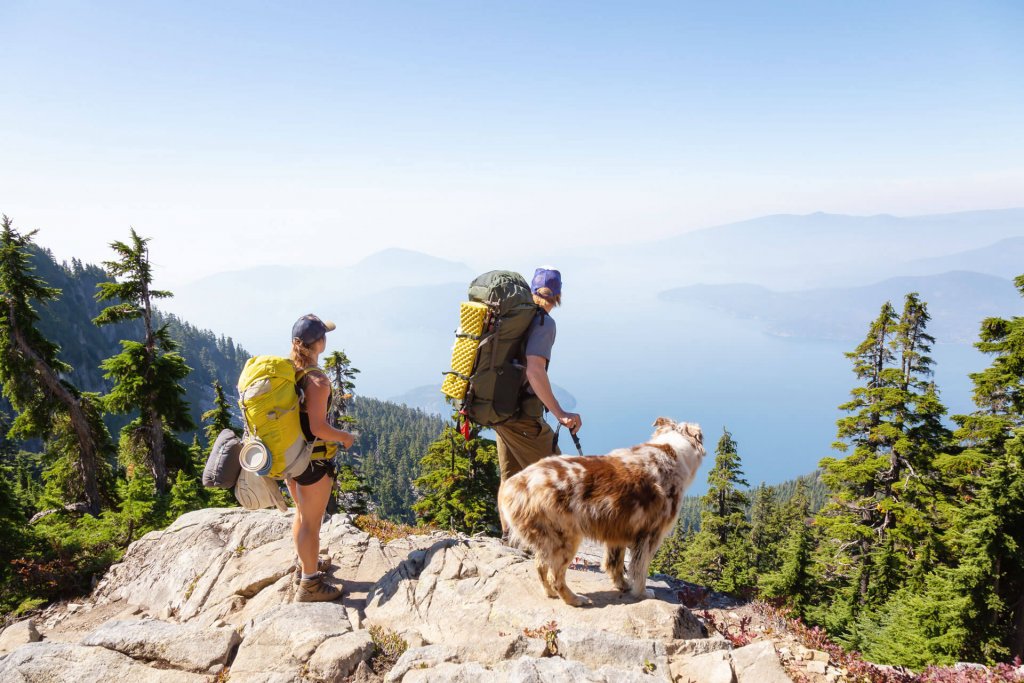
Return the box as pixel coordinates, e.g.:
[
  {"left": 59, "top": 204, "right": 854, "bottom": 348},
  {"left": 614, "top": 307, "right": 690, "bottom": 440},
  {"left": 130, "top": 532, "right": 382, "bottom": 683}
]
[{"left": 442, "top": 270, "right": 543, "bottom": 427}]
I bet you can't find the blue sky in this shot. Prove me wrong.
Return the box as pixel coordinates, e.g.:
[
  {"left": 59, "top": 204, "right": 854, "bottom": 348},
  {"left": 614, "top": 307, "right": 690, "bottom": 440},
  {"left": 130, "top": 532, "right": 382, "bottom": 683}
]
[{"left": 1, "top": 1, "right": 1022, "bottom": 282}]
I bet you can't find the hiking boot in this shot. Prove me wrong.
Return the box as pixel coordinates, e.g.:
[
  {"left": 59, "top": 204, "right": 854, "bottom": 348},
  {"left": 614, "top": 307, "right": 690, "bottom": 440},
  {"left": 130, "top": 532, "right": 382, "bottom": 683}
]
[
  {"left": 295, "top": 573, "right": 342, "bottom": 602},
  {"left": 293, "top": 556, "right": 332, "bottom": 583}
]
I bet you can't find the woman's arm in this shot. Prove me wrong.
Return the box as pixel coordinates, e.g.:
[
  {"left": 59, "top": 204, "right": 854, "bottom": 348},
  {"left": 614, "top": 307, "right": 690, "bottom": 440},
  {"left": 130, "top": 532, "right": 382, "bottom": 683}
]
[
  {"left": 302, "top": 373, "right": 356, "bottom": 448},
  {"left": 525, "top": 355, "right": 582, "bottom": 433}
]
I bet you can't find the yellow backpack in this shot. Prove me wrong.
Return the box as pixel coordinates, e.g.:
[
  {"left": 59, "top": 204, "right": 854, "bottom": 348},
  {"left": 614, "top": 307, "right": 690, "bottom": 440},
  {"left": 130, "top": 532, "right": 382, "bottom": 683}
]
[{"left": 237, "top": 356, "right": 316, "bottom": 479}]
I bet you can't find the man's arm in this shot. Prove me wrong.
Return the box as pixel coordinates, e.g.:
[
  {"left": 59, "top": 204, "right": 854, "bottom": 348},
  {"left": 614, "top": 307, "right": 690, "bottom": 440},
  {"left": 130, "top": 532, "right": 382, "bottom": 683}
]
[{"left": 525, "top": 355, "right": 582, "bottom": 434}]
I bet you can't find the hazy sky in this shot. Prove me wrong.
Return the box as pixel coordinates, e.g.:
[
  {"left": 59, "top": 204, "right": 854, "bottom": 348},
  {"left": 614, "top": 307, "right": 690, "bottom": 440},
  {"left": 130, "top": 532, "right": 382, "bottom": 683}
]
[{"left": 2, "top": 1, "right": 1022, "bottom": 285}]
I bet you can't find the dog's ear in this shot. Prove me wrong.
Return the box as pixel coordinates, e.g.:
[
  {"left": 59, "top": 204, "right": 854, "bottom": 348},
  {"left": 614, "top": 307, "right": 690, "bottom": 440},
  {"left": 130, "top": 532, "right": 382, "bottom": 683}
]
[
  {"left": 653, "top": 417, "right": 675, "bottom": 429},
  {"left": 682, "top": 423, "right": 704, "bottom": 451}
]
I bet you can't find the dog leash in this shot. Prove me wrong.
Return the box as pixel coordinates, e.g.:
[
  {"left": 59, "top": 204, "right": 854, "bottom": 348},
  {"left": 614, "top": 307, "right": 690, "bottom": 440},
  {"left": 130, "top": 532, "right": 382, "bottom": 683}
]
[{"left": 554, "top": 424, "right": 584, "bottom": 455}]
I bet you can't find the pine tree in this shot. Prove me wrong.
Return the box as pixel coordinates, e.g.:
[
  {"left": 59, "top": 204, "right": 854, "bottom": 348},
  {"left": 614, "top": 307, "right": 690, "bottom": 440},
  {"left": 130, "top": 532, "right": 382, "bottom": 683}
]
[
  {"left": 0, "top": 217, "right": 109, "bottom": 514},
  {"left": 335, "top": 463, "right": 372, "bottom": 515},
  {"left": 201, "top": 380, "right": 238, "bottom": 449},
  {"left": 168, "top": 469, "right": 204, "bottom": 520},
  {"left": 674, "top": 429, "right": 755, "bottom": 595},
  {"left": 883, "top": 294, "right": 949, "bottom": 568},
  {"left": 749, "top": 483, "right": 785, "bottom": 574},
  {"left": 322, "top": 349, "right": 369, "bottom": 514},
  {"left": 818, "top": 302, "right": 899, "bottom": 616},
  {"left": 111, "top": 469, "right": 157, "bottom": 545},
  {"left": 323, "top": 350, "right": 360, "bottom": 427},
  {"left": 94, "top": 229, "right": 193, "bottom": 493},
  {"left": 817, "top": 296, "right": 949, "bottom": 634},
  {"left": 935, "top": 275, "right": 1024, "bottom": 662},
  {"left": 412, "top": 418, "right": 500, "bottom": 535},
  {"left": 760, "top": 479, "right": 815, "bottom": 617}
]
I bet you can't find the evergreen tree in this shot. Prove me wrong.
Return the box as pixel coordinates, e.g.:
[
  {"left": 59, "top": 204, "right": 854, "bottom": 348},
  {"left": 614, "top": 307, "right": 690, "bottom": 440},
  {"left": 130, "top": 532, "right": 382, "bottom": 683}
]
[
  {"left": 323, "top": 349, "right": 360, "bottom": 427},
  {"left": 201, "top": 380, "right": 238, "bottom": 449},
  {"left": 111, "top": 469, "right": 158, "bottom": 546},
  {"left": 760, "top": 479, "right": 815, "bottom": 617},
  {"left": 816, "top": 295, "right": 949, "bottom": 637},
  {"left": 168, "top": 469, "right": 204, "bottom": 520},
  {"left": 0, "top": 217, "right": 109, "bottom": 514},
  {"left": 749, "top": 483, "right": 785, "bottom": 574},
  {"left": 674, "top": 429, "right": 755, "bottom": 595},
  {"left": 35, "top": 393, "right": 117, "bottom": 511},
  {"left": 94, "top": 229, "right": 193, "bottom": 493},
  {"left": 650, "top": 522, "right": 692, "bottom": 576},
  {"left": 818, "top": 302, "right": 899, "bottom": 618},
  {"left": 322, "top": 349, "right": 369, "bottom": 515},
  {"left": 412, "top": 418, "right": 500, "bottom": 535},
  {"left": 0, "top": 407, "right": 31, "bottom": 609},
  {"left": 335, "top": 463, "right": 373, "bottom": 516},
  {"left": 933, "top": 276, "right": 1024, "bottom": 662}
]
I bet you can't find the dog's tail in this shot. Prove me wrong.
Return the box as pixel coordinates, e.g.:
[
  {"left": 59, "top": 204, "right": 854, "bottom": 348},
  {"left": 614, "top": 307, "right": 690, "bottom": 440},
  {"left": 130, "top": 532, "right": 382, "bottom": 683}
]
[{"left": 497, "top": 477, "right": 528, "bottom": 550}]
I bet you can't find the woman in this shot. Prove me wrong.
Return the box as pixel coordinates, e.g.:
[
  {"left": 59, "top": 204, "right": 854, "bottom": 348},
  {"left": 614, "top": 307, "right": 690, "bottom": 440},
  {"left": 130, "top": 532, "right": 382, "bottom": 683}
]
[{"left": 287, "top": 314, "right": 356, "bottom": 602}]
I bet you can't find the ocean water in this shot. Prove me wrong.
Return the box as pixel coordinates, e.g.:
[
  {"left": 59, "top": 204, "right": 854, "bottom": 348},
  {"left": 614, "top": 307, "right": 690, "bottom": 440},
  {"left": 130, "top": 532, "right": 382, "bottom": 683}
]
[{"left": 552, "top": 299, "right": 987, "bottom": 494}]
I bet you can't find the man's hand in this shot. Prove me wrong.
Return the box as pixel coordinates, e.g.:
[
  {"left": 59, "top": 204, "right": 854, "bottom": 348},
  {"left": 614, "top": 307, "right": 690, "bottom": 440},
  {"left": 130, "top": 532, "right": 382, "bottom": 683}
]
[{"left": 556, "top": 412, "right": 583, "bottom": 434}]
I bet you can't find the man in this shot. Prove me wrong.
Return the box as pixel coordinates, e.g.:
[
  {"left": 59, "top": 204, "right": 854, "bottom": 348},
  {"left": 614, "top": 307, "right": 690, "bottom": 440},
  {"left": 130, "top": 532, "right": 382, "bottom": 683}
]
[{"left": 494, "top": 267, "right": 584, "bottom": 484}]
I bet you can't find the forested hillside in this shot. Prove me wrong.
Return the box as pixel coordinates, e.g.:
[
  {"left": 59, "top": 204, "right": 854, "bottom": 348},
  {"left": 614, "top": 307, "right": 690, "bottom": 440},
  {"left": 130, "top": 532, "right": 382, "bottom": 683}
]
[
  {"left": 23, "top": 247, "right": 248, "bottom": 435},
  {"left": 671, "top": 469, "right": 829, "bottom": 535},
  {"left": 348, "top": 397, "right": 446, "bottom": 523}
]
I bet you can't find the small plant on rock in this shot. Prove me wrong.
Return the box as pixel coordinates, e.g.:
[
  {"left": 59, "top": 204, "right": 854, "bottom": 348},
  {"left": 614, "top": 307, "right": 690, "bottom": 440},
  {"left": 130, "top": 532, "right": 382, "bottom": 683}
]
[
  {"left": 523, "top": 620, "right": 560, "bottom": 656},
  {"left": 699, "top": 610, "right": 754, "bottom": 647},
  {"left": 368, "top": 624, "right": 408, "bottom": 673}
]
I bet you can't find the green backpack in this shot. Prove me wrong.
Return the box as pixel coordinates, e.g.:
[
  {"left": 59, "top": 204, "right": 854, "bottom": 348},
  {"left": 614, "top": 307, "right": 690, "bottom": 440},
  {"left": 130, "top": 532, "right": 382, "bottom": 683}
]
[{"left": 458, "top": 270, "right": 544, "bottom": 426}]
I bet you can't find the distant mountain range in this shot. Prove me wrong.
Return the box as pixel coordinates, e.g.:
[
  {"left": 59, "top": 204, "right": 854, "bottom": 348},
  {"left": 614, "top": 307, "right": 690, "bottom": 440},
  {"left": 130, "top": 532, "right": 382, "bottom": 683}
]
[
  {"left": 898, "top": 237, "right": 1024, "bottom": 281},
  {"left": 555, "top": 208, "right": 1024, "bottom": 291},
  {"left": 659, "top": 270, "right": 1024, "bottom": 343}
]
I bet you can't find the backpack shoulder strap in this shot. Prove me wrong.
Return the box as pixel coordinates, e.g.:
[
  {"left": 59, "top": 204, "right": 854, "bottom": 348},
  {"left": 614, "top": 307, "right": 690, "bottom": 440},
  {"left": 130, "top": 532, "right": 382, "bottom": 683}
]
[
  {"left": 295, "top": 366, "right": 327, "bottom": 383},
  {"left": 517, "top": 306, "right": 547, "bottom": 362}
]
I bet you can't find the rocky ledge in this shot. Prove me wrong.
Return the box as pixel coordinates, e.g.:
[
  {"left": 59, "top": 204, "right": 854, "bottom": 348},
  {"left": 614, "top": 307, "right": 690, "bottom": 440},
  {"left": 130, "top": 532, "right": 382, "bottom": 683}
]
[{"left": 0, "top": 508, "right": 796, "bottom": 682}]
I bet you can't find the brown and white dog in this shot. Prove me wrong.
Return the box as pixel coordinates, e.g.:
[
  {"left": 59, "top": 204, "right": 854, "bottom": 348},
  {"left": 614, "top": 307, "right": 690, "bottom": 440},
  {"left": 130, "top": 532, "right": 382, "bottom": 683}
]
[{"left": 498, "top": 418, "right": 705, "bottom": 606}]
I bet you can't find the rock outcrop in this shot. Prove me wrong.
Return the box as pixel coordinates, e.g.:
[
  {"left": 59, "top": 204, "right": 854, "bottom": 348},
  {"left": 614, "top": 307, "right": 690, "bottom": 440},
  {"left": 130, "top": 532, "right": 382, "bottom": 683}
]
[{"left": 0, "top": 508, "right": 797, "bottom": 682}]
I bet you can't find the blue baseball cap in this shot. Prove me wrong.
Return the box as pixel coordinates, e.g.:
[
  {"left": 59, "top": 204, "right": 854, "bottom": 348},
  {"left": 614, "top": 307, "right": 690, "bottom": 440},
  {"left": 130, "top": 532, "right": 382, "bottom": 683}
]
[
  {"left": 291, "top": 314, "right": 336, "bottom": 345},
  {"left": 531, "top": 268, "right": 562, "bottom": 297}
]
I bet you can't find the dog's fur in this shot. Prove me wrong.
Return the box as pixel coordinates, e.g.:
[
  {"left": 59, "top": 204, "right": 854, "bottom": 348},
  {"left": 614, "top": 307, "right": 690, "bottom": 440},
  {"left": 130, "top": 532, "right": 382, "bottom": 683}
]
[{"left": 498, "top": 418, "right": 705, "bottom": 606}]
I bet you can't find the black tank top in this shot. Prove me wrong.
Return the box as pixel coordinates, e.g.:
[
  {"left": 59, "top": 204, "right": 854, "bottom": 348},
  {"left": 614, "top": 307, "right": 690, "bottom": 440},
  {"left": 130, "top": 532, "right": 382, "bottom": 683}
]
[{"left": 297, "top": 368, "right": 336, "bottom": 458}]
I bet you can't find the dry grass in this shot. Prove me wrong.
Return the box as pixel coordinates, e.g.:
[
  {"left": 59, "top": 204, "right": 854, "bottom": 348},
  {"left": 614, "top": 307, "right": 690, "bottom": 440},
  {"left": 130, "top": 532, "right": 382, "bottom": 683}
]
[{"left": 353, "top": 514, "right": 438, "bottom": 543}]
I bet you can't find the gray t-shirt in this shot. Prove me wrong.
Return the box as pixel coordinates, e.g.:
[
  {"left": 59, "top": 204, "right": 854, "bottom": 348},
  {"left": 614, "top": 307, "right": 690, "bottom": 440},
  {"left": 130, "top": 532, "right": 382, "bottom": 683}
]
[{"left": 524, "top": 313, "right": 556, "bottom": 361}]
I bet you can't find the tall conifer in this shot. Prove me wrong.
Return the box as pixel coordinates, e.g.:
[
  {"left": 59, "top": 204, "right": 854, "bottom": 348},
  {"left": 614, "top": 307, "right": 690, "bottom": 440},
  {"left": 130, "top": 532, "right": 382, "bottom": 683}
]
[
  {"left": 201, "top": 380, "right": 238, "bottom": 449},
  {"left": 760, "top": 479, "right": 815, "bottom": 616},
  {"left": 818, "top": 295, "right": 950, "bottom": 645},
  {"left": 674, "top": 429, "right": 754, "bottom": 595},
  {"left": 322, "top": 349, "right": 368, "bottom": 514},
  {"left": 939, "top": 275, "right": 1024, "bottom": 661},
  {"left": 323, "top": 349, "right": 360, "bottom": 427},
  {"left": 0, "top": 217, "right": 109, "bottom": 514},
  {"left": 749, "top": 483, "right": 786, "bottom": 574},
  {"left": 94, "top": 229, "right": 193, "bottom": 493}
]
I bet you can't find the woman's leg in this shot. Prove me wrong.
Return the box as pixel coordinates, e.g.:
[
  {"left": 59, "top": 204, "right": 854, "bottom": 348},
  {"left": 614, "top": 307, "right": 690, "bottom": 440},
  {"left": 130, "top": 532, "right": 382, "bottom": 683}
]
[{"left": 293, "top": 473, "right": 334, "bottom": 575}]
